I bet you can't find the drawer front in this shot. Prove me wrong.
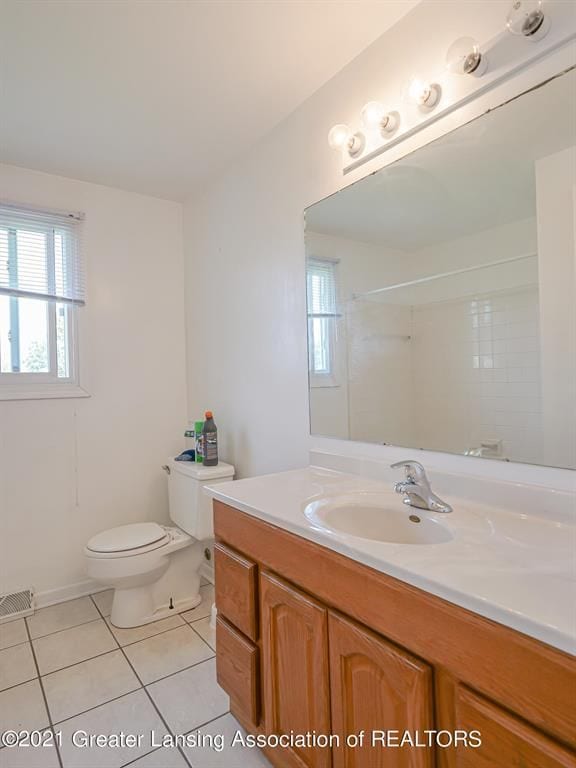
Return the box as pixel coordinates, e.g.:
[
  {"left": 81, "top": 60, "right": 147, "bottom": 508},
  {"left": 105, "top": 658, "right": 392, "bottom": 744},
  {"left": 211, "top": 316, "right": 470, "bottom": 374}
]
[
  {"left": 452, "top": 685, "right": 575, "bottom": 768},
  {"left": 215, "top": 542, "right": 258, "bottom": 640},
  {"left": 216, "top": 616, "right": 260, "bottom": 727}
]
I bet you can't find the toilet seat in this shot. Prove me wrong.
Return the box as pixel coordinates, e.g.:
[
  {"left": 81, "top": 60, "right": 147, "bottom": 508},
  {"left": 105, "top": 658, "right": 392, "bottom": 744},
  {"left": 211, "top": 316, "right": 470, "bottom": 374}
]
[{"left": 86, "top": 523, "right": 171, "bottom": 559}]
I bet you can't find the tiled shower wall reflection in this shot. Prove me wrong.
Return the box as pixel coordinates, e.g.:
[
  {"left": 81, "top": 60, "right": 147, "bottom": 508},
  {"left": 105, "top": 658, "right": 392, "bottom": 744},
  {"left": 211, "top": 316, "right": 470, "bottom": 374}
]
[{"left": 347, "top": 286, "right": 542, "bottom": 463}]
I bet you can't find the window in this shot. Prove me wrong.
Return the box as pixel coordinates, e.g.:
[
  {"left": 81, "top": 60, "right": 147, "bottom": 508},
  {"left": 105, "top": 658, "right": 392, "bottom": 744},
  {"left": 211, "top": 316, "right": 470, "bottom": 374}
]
[
  {"left": 0, "top": 203, "right": 86, "bottom": 400},
  {"left": 306, "top": 258, "right": 339, "bottom": 387}
]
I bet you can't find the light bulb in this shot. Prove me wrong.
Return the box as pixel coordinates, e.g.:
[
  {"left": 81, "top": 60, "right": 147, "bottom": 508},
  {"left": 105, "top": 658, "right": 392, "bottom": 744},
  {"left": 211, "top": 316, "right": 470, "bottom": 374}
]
[
  {"left": 360, "top": 103, "right": 400, "bottom": 136},
  {"left": 328, "top": 124, "right": 350, "bottom": 150},
  {"left": 506, "top": 0, "right": 550, "bottom": 40},
  {"left": 446, "top": 37, "right": 487, "bottom": 76},
  {"left": 360, "top": 101, "right": 386, "bottom": 129},
  {"left": 327, "top": 124, "right": 365, "bottom": 157},
  {"left": 408, "top": 79, "right": 441, "bottom": 108}
]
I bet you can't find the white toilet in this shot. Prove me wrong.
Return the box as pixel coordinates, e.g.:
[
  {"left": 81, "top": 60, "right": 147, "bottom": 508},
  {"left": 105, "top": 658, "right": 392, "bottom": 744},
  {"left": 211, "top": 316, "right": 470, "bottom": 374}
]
[{"left": 85, "top": 459, "right": 234, "bottom": 628}]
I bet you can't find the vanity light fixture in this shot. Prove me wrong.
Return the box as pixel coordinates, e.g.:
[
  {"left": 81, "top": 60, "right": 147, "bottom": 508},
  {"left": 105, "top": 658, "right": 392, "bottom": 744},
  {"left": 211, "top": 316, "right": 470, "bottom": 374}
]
[
  {"left": 506, "top": 0, "right": 550, "bottom": 41},
  {"left": 360, "top": 101, "right": 400, "bottom": 135},
  {"left": 408, "top": 78, "right": 441, "bottom": 108},
  {"left": 327, "top": 124, "right": 365, "bottom": 157},
  {"left": 446, "top": 37, "right": 488, "bottom": 77}
]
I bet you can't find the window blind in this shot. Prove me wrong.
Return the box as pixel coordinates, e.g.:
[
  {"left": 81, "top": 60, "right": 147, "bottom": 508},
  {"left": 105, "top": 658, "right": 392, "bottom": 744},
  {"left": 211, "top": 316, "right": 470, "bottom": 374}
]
[
  {"left": 306, "top": 258, "right": 340, "bottom": 378},
  {"left": 306, "top": 258, "right": 338, "bottom": 318},
  {"left": 0, "top": 204, "right": 85, "bottom": 305}
]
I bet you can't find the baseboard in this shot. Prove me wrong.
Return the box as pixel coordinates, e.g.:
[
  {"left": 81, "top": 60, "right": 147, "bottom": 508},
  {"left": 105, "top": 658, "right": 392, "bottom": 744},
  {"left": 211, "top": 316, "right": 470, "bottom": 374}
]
[{"left": 34, "top": 579, "right": 108, "bottom": 609}]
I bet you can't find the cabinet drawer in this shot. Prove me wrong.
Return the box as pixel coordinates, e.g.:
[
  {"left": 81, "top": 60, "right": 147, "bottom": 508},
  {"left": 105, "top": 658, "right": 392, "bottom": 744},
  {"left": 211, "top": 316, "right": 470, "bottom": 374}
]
[
  {"left": 453, "top": 685, "right": 575, "bottom": 768},
  {"left": 216, "top": 616, "right": 260, "bottom": 727},
  {"left": 215, "top": 542, "right": 258, "bottom": 640}
]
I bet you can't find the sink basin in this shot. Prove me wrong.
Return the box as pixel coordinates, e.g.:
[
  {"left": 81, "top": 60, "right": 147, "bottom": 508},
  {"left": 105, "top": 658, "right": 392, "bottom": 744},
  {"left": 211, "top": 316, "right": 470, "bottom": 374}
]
[{"left": 304, "top": 493, "right": 453, "bottom": 545}]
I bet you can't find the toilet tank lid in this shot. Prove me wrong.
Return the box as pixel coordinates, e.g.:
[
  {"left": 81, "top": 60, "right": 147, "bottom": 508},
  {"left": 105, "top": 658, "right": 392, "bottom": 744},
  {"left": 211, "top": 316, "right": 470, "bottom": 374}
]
[
  {"left": 87, "top": 523, "right": 167, "bottom": 553},
  {"left": 170, "top": 459, "right": 235, "bottom": 480}
]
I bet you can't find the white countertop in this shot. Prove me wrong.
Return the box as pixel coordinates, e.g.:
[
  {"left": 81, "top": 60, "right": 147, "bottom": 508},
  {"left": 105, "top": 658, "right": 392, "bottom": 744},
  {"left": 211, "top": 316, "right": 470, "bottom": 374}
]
[{"left": 206, "top": 466, "right": 576, "bottom": 655}]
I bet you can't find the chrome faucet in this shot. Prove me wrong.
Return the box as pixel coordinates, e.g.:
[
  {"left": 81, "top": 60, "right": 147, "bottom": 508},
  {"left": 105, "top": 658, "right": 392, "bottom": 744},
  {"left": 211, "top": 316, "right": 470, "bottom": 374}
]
[{"left": 391, "top": 460, "right": 453, "bottom": 514}]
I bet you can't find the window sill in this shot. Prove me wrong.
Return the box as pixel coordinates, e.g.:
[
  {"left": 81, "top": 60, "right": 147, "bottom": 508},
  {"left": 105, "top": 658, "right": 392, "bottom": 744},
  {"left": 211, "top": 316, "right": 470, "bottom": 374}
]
[
  {"left": 310, "top": 375, "right": 340, "bottom": 389},
  {"left": 0, "top": 384, "right": 91, "bottom": 401}
]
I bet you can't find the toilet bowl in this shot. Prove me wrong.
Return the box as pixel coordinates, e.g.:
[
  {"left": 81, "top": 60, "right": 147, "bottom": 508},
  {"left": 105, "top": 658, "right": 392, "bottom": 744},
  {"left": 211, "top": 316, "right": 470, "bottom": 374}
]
[
  {"left": 84, "top": 459, "right": 234, "bottom": 628},
  {"left": 85, "top": 523, "right": 203, "bottom": 627}
]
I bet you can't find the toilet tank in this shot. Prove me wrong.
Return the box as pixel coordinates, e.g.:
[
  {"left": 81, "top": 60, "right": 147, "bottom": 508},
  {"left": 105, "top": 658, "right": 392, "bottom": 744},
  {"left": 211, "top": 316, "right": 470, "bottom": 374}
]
[{"left": 167, "top": 459, "right": 235, "bottom": 540}]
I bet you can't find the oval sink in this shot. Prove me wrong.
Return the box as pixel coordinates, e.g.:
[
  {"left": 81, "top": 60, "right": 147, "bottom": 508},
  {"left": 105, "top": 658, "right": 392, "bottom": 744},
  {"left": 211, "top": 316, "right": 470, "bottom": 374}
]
[{"left": 305, "top": 493, "right": 453, "bottom": 545}]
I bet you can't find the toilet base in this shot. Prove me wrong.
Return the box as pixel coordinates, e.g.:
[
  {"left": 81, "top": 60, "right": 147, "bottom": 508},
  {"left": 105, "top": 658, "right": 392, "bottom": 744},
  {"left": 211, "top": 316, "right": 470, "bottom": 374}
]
[
  {"left": 107, "top": 537, "right": 205, "bottom": 629},
  {"left": 110, "top": 588, "right": 202, "bottom": 628}
]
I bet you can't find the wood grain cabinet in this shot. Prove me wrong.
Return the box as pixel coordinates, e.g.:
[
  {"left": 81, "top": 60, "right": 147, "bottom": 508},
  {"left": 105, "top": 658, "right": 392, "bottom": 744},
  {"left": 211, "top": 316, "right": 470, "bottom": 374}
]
[
  {"left": 445, "top": 685, "right": 576, "bottom": 768},
  {"left": 260, "top": 571, "right": 332, "bottom": 768},
  {"left": 214, "top": 542, "right": 258, "bottom": 641},
  {"left": 213, "top": 501, "right": 576, "bottom": 768},
  {"left": 215, "top": 616, "right": 260, "bottom": 727},
  {"left": 328, "top": 612, "right": 434, "bottom": 768}
]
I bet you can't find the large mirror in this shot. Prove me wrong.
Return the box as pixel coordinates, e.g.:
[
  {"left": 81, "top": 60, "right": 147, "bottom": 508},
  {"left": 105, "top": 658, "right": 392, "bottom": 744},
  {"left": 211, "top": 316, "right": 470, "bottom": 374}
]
[{"left": 306, "top": 69, "right": 576, "bottom": 469}]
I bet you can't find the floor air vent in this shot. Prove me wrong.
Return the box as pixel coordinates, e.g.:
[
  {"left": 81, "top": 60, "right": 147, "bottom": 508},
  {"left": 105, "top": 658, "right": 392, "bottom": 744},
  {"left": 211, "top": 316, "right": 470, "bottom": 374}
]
[{"left": 0, "top": 589, "right": 35, "bottom": 623}]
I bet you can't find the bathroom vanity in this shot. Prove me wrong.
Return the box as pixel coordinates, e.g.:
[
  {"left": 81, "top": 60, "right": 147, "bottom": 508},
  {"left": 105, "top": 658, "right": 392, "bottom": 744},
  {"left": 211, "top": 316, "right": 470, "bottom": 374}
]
[{"left": 208, "top": 467, "right": 576, "bottom": 768}]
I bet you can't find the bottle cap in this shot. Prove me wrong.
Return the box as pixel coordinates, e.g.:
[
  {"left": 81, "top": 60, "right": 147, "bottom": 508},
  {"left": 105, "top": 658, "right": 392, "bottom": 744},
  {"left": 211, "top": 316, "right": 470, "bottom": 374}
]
[{"left": 205, "top": 410, "right": 213, "bottom": 419}]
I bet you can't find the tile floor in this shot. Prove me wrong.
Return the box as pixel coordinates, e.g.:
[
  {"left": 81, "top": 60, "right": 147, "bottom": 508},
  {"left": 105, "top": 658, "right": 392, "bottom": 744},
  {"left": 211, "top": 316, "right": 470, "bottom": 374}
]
[{"left": 0, "top": 584, "right": 271, "bottom": 768}]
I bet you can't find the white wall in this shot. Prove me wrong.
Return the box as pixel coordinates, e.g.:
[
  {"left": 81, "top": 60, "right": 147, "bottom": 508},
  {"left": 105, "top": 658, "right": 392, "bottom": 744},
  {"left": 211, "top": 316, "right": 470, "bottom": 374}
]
[
  {"left": 183, "top": 1, "right": 576, "bottom": 482},
  {"left": 536, "top": 145, "right": 576, "bottom": 469},
  {"left": 0, "top": 164, "right": 187, "bottom": 601}
]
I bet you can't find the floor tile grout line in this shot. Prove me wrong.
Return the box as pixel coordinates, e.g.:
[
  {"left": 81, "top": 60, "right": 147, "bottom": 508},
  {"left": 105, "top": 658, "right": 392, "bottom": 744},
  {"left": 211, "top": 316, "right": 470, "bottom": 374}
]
[
  {"left": 120, "top": 745, "right": 164, "bottom": 768},
  {"left": 24, "top": 614, "right": 65, "bottom": 768},
  {"left": 187, "top": 622, "right": 216, "bottom": 652},
  {"left": 112, "top": 618, "right": 214, "bottom": 657},
  {"left": 90, "top": 595, "right": 195, "bottom": 768},
  {"left": 51, "top": 684, "right": 143, "bottom": 728},
  {"left": 108, "top": 618, "right": 190, "bottom": 648},
  {"left": 4, "top": 613, "right": 212, "bottom": 658},
  {"left": 37, "top": 644, "right": 122, "bottom": 679},
  {"left": 21, "top": 590, "right": 211, "bottom": 642},
  {"left": 0, "top": 636, "right": 33, "bottom": 652},
  {"left": 0, "top": 638, "right": 34, "bottom": 653},
  {"left": 119, "top": 711, "right": 234, "bottom": 768},
  {"left": 181, "top": 612, "right": 212, "bottom": 626},
  {"left": 0, "top": 673, "right": 39, "bottom": 695},
  {"left": 182, "top": 710, "right": 233, "bottom": 737},
  {"left": 26, "top": 610, "right": 103, "bottom": 642},
  {"left": 140, "top": 653, "right": 217, "bottom": 688},
  {"left": 0, "top": 624, "right": 214, "bottom": 696},
  {"left": 31, "top": 616, "right": 107, "bottom": 644},
  {"left": 36, "top": 647, "right": 215, "bottom": 725}
]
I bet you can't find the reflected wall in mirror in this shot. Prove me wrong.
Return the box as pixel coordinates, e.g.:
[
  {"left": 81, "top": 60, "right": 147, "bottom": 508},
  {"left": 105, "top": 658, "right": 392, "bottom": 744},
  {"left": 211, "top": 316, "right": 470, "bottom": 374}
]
[{"left": 305, "top": 69, "right": 576, "bottom": 470}]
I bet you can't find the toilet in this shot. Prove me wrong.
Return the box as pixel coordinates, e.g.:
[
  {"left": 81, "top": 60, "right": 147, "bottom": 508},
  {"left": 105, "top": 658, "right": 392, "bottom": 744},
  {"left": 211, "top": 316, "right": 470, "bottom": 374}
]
[{"left": 84, "top": 459, "right": 234, "bottom": 628}]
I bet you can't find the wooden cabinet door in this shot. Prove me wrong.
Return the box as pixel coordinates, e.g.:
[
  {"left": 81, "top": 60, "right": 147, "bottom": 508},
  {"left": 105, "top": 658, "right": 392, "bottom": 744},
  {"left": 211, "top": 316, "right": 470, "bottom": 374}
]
[
  {"left": 446, "top": 685, "right": 575, "bottom": 768},
  {"left": 328, "top": 611, "right": 434, "bottom": 768},
  {"left": 260, "top": 571, "right": 332, "bottom": 768}
]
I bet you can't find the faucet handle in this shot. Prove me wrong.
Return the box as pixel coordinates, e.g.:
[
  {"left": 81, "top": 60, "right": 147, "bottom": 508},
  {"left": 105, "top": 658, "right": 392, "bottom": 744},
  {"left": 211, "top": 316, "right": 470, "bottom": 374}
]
[{"left": 390, "top": 460, "right": 427, "bottom": 484}]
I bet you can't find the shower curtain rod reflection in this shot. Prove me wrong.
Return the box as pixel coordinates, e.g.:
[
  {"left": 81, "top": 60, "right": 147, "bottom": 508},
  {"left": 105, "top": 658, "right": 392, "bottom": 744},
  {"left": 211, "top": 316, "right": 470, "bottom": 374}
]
[{"left": 352, "top": 253, "right": 536, "bottom": 300}]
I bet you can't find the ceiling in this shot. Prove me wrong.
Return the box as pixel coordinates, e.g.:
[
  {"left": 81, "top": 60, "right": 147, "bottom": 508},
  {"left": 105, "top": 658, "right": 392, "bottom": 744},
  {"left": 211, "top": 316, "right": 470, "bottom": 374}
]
[
  {"left": 0, "top": 0, "right": 418, "bottom": 201},
  {"left": 306, "top": 69, "right": 576, "bottom": 251}
]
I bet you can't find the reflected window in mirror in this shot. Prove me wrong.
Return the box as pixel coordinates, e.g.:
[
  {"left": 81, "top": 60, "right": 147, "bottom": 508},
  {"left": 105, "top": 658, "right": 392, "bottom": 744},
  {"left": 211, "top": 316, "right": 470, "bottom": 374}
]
[{"left": 306, "top": 258, "right": 340, "bottom": 387}]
